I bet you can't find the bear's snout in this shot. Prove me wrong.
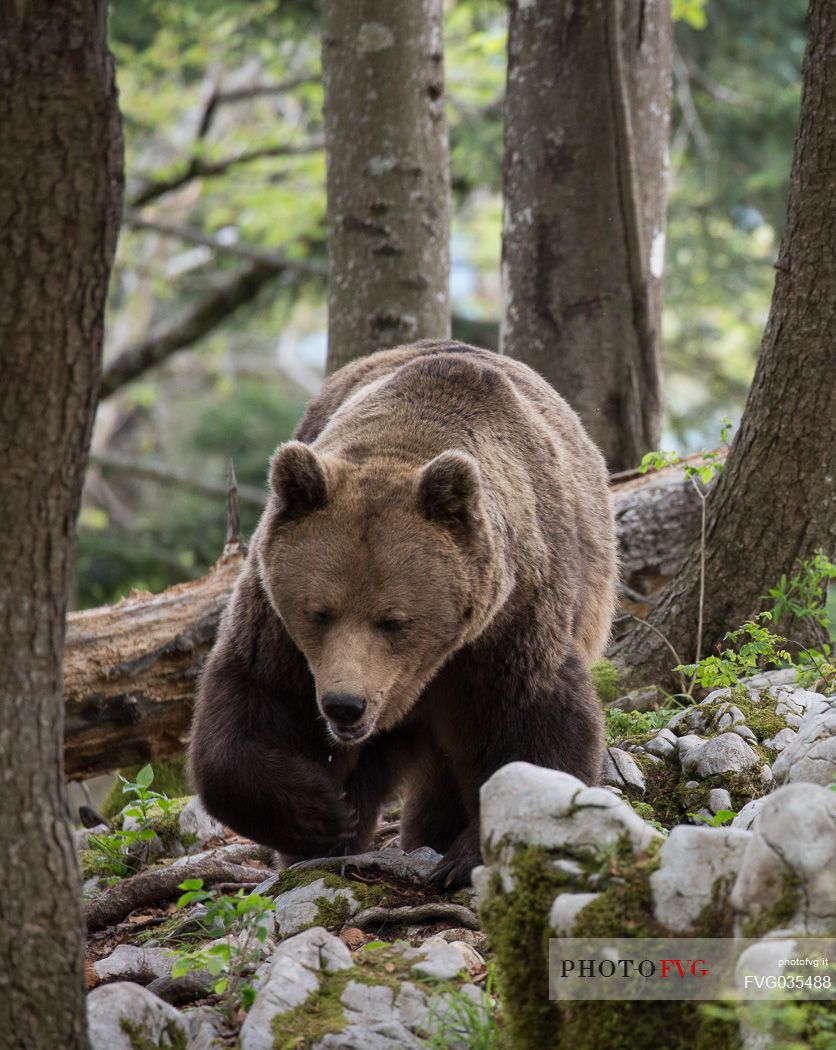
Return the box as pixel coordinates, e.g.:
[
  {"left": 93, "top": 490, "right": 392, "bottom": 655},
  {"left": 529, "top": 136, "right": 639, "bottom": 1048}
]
[{"left": 321, "top": 691, "right": 368, "bottom": 735}]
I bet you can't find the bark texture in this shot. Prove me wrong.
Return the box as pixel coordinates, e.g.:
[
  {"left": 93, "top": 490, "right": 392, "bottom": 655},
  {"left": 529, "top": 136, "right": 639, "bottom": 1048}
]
[
  {"left": 0, "top": 3, "right": 123, "bottom": 1046},
  {"left": 321, "top": 0, "right": 451, "bottom": 373},
  {"left": 60, "top": 462, "right": 703, "bottom": 777},
  {"left": 611, "top": 0, "right": 836, "bottom": 686},
  {"left": 64, "top": 547, "right": 244, "bottom": 780},
  {"left": 501, "top": 0, "right": 672, "bottom": 471}
]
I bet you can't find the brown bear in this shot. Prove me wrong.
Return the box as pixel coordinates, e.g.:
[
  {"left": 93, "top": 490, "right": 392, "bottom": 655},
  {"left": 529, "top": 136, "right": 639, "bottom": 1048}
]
[{"left": 190, "top": 340, "right": 617, "bottom": 887}]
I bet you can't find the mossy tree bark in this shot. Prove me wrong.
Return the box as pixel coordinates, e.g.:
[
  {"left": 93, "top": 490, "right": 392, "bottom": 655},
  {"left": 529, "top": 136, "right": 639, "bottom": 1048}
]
[
  {"left": 501, "top": 0, "right": 672, "bottom": 472},
  {"left": 610, "top": 0, "right": 836, "bottom": 688},
  {"left": 0, "top": 2, "right": 123, "bottom": 1047},
  {"left": 321, "top": 0, "right": 451, "bottom": 373}
]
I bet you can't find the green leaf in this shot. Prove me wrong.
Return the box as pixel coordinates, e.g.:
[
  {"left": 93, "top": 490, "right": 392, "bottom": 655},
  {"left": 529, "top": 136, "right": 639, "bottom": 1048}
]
[
  {"left": 136, "top": 764, "right": 154, "bottom": 788},
  {"left": 179, "top": 878, "right": 205, "bottom": 891}
]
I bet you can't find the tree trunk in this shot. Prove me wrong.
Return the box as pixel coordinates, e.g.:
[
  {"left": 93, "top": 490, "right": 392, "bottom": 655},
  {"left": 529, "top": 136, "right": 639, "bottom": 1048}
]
[
  {"left": 610, "top": 0, "right": 836, "bottom": 688},
  {"left": 501, "top": 0, "right": 672, "bottom": 471},
  {"left": 0, "top": 3, "right": 123, "bottom": 1047},
  {"left": 321, "top": 0, "right": 451, "bottom": 373}
]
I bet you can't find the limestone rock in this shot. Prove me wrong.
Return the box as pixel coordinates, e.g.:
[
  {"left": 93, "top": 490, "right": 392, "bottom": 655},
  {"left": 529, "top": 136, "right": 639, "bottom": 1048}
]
[
  {"left": 93, "top": 944, "right": 173, "bottom": 984},
  {"left": 601, "top": 747, "right": 646, "bottom": 794},
  {"left": 731, "top": 797, "right": 767, "bottom": 832},
  {"left": 771, "top": 696, "right": 836, "bottom": 787},
  {"left": 678, "top": 732, "right": 760, "bottom": 778},
  {"left": 549, "top": 892, "right": 600, "bottom": 936},
  {"left": 240, "top": 927, "right": 353, "bottom": 1050},
  {"left": 650, "top": 825, "right": 751, "bottom": 932},
  {"left": 273, "top": 877, "right": 360, "bottom": 937},
  {"left": 707, "top": 788, "right": 732, "bottom": 814},
  {"left": 730, "top": 783, "right": 836, "bottom": 934},
  {"left": 480, "top": 762, "right": 661, "bottom": 873},
  {"left": 87, "top": 982, "right": 189, "bottom": 1050},
  {"left": 645, "top": 728, "right": 677, "bottom": 759},
  {"left": 176, "top": 797, "right": 225, "bottom": 852}
]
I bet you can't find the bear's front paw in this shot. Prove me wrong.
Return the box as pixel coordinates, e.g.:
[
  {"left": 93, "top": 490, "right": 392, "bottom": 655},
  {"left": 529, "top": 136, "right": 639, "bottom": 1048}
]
[
  {"left": 428, "top": 827, "right": 481, "bottom": 890},
  {"left": 429, "top": 850, "right": 480, "bottom": 890},
  {"left": 280, "top": 793, "right": 359, "bottom": 858}
]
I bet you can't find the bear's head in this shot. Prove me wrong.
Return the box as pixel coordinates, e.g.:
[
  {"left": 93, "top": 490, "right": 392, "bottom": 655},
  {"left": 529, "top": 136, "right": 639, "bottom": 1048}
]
[{"left": 255, "top": 441, "right": 504, "bottom": 744}]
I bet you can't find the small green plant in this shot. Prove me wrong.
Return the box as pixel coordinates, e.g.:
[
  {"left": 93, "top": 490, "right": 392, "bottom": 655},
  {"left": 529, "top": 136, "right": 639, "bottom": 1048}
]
[
  {"left": 689, "top": 809, "right": 738, "bottom": 827},
  {"left": 86, "top": 764, "right": 174, "bottom": 882},
  {"left": 426, "top": 964, "right": 503, "bottom": 1050},
  {"left": 675, "top": 611, "right": 835, "bottom": 695},
  {"left": 629, "top": 800, "right": 669, "bottom": 836},
  {"left": 675, "top": 613, "right": 792, "bottom": 689},
  {"left": 604, "top": 706, "right": 680, "bottom": 745},
  {"left": 764, "top": 551, "right": 836, "bottom": 629},
  {"left": 169, "top": 879, "right": 274, "bottom": 1018}
]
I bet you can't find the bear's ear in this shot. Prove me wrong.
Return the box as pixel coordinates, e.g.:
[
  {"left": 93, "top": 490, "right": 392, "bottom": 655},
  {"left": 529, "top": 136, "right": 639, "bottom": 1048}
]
[
  {"left": 269, "top": 441, "right": 328, "bottom": 522},
  {"left": 416, "top": 450, "right": 482, "bottom": 531}
]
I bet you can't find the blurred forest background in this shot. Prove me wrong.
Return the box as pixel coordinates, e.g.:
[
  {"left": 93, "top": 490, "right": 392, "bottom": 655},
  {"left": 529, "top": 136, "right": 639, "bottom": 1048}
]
[{"left": 81, "top": 0, "right": 806, "bottom": 609}]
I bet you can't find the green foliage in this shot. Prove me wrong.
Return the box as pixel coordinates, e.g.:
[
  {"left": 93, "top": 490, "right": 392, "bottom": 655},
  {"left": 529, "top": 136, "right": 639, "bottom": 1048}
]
[
  {"left": 426, "top": 965, "right": 503, "bottom": 1050},
  {"left": 591, "top": 660, "right": 621, "bottom": 704},
  {"left": 102, "top": 755, "right": 191, "bottom": 819},
  {"left": 673, "top": 0, "right": 708, "bottom": 29},
  {"left": 688, "top": 809, "right": 738, "bottom": 827},
  {"left": 604, "top": 706, "right": 678, "bottom": 745},
  {"left": 169, "top": 878, "right": 274, "bottom": 1017},
  {"left": 676, "top": 613, "right": 792, "bottom": 689},
  {"left": 639, "top": 419, "right": 733, "bottom": 486},
  {"left": 764, "top": 551, "right": 836, "bottom": 629},
  {"left": 86, "top": 765, "right": 177, "bottom": 881}
]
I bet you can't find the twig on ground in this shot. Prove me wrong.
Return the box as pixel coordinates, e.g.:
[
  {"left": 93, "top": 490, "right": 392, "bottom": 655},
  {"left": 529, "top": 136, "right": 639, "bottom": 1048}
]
[
  {"left": 352, "top": 903, "right": 480, "bottom": 932},
  {"left": 86, "top": 846, "right": 274, "bottom": 931}
]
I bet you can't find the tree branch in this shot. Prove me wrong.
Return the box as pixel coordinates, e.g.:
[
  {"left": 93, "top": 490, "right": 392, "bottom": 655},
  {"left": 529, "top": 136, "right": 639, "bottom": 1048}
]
[
  {"left": 85, "top": 848, "right": 274, "bottom": 931},
  {"left": 89, "top": 451, "right": 266, "bottom": 508},
  {"left": 197, "top": 74, "right": 321, "bottom": 140},
  {"left": 123, "top": 210, "right": 328, "bottom": 277},
  {"left": 129, "top": 135, "right": 324, "bottom": 208},
  {"left": 100, "top": 262, "right": 286, "bottom": 399}
]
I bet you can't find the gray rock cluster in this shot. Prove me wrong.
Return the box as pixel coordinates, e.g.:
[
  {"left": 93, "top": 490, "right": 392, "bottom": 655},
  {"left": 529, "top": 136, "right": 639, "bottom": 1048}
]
[
  {"left": 602, "top": 680, "right": 834, "bottom": 826},
  {"left": 83, "top": 680, "right": 833, "bottom": 1048}
]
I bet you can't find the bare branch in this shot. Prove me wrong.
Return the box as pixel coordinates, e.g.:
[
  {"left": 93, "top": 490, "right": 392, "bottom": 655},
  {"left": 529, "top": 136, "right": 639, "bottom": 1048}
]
[
  {"left": 123, "top": 210, "right": 328, "bottom": 277},
  {"left": 100, "top": 262, "right": 283, "bottom": 399},
  {"left": 197, "top": 74, "right": 322, "bottom": 140},
  {"left": 89, "top": 451, "right": 266, "bottom": 508},
  {"left": 225, "top": 460, "right": 244, "bottom": 547},
  {"left": 129, "top": 135, "right": 325, "bottom": 208},
  {"left": 85, "top": 849, "right": 274, "bottom": 931},
  {"left": 679, "top": 52, "right": 766, "bottom": 112},
  {"left": 352, "top": 903, "right": 480, "bottom": 932}
]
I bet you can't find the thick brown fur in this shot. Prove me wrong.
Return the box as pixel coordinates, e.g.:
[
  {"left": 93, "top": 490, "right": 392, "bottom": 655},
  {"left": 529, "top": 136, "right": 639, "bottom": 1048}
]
[{"left": 190, "top": 341, "right": 618, "bottom": 886}]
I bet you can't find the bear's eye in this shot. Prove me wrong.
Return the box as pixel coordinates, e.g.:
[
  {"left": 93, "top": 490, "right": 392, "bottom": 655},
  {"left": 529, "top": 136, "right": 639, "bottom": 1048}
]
[
  {"left": 310, "top": 609, "right": 335, "bottom": 627},
  {"left": 375, "top": 617, "right": 410, "bottom": 634}
]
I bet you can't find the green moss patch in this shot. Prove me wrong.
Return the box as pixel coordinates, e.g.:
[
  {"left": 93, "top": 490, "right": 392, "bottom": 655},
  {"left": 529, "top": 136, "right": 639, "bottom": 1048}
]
[
  {"left": 591, "top": 660, "right": 621, "bottom": 704},
  {"left": 741, "top": 872, "right": 803, "bottom": 937},
  {"left": 119, "top": 1017, "right": 187, "bottom": 1050},
  {"left": 570, "top": 838, "right": 664, "bottom": 938}
]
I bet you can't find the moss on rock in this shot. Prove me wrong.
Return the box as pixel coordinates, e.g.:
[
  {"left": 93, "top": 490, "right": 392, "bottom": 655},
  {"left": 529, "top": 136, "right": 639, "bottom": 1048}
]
[
  {"left": 479, "top": 847, "right": 586, "bottom": 1049},
  {"left": 591, "top": 660, "right": 621, "bottom": 704},
  {"left": 741, "top": 872, "right": 803, "bottom": 937},
  {"left": 119, "top": 1017, "right": 187, "bottom": 1050}
]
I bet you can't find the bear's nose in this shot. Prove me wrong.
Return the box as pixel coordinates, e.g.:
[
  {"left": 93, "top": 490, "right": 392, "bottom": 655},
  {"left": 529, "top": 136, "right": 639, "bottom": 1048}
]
[{"left": 321, "top": 692, "right": 367, "bottom": 726}]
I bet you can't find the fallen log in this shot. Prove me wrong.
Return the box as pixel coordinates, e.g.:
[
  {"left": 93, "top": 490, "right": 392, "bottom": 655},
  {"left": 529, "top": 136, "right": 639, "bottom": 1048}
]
[
  {"left": 63, "top": 452, "right": 720, "bottom": 780},
  {"left": 64, "top": 544, "right": 244, "bottom": 779}
]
